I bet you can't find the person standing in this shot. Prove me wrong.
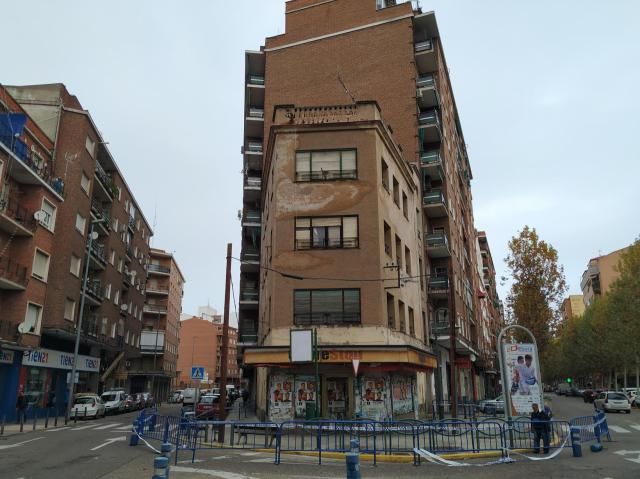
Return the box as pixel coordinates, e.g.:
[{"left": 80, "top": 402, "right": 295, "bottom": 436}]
[
  {"left": 16, "top": 390, "right": 27, "bottom": 425},
  {"left": 531, "top": 403, "right": 551, "bottom": 454}
]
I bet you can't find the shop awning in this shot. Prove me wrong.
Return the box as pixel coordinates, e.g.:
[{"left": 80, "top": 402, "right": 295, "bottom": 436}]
[{"left": 244, "top": 346, "right": 437, "bottom": 370}]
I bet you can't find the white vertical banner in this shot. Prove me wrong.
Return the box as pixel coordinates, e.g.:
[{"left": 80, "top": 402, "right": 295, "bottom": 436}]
[{"left": 502, "top": 343, "right": 543, "bottom": 416}]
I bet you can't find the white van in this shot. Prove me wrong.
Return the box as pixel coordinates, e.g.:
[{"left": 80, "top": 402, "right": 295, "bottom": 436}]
[
  {"left": 182, "top": 388, "right": 201, "bottom": 406},
  {"left": 101, "top": 390, "right": 127, "bottom": 414}
]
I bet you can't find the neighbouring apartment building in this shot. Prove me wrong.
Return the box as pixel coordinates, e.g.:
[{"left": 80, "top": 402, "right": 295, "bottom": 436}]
[
  {"left": 238, "top": 0, "right": 499, "bottom": 420},
  {"left": 561, "top": 295, "right": 586, "bottom": 322},
  {"left": 0, "top": 83, "right": 152, "bottom": 420},
  {"left": 177, "top": 315, "right": 240, "bottom": 389},
  {"left": 581, "top": 246, "right": 630, "bottom": 307},
  {"left": 129, "top": 248, "right": 185, "bottom": 400}
]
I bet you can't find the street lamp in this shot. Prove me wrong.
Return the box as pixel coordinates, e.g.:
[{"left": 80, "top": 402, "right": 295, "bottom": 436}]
[{"left": 66, "top": 218, "right": 104, "bottom": 421}]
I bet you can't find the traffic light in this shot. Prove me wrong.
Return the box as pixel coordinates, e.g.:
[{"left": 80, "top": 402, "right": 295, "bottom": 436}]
[{"left": 567, "top": 378, "right": 573, "bottom": 384}]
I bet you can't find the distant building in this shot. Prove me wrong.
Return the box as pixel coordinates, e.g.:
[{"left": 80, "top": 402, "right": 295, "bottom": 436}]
[
  {"left": 177, "top": 316, "right": 240, "bottom": 388},
  {"left": 562, "top": 295, "right": 585, "bottom": 321},
  {"left": 581, "top": 247, "right": 630, "bottom": 307}
]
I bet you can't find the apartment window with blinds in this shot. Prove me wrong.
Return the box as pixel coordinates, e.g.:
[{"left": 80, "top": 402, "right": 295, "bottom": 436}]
[
  {"left": 64, "top": 299, "right": 76, "bottom": 322},
  {"left": 295, "top": 149, "right": 357, "bottom": 181},
  {"left": 409, "top": 307, "right": 415, "bottom": 337},
  {"left": 70, "top": 255, "right": 81, "bottom": 277},
  {"left": 75, "top": 213, "right": 86, "bottom": 234},
  {"left": 294, "top": 289, "right": 360, "bottom": 325},
  {"left": 295, "top": 216, "right": 358, "bottom": 249},
  {"left": 398, "top": 300, "right": 406, "bottom": 333},
  {"left": 40, "top": 198, "right": 56, "bottom": 231},
  {"left": 24, "top": 303, "right": 43, "bottom": 334},
  {"left": 32, "top": 249, "right": 50, "bottom": 282}
]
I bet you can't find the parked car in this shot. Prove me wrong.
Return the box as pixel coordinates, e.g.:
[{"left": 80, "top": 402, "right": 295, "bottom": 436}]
[
  {"left": 195, "top": 395, "right": 221, "bottom": 419},
  {"left": 140, "top": 392, "right": 155, "bottom": 408},
  {"left": 478, "top": 395, "right": 505, "bottom": 414},
  {"left": 594, "top": 391, "right": 631, "bottom": 413},
  {"left": 182, "top": 388, "right": 201, "bottom": 406},
  {"left": 71, "top": 394, "right": 106, "bottom": 419},
  {"left": 556, "top": 383, "right": 571, "bottom": 396},
  {"left": 170, "top": 390, "right": 184, "bottom": 403},
  {"left": 125, "top": 394, "right": 142, "bottom": 411},
  {"left": 101, "top": 390, "right": 127, "bottom": 415}
]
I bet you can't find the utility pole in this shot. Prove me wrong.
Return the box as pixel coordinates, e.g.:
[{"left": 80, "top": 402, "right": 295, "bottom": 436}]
[
  {"left": 218, "top": 243, "right": 232, "bottom": 442},
  {"left": 448, "top": 263, "right": 458, "bottom": 418}
]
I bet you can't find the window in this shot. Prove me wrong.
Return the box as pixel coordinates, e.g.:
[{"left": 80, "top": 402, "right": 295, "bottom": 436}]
[
  {"left": 118, "top": 258, "right": 123, "bottom": 273},
  {"left": 85, "top": 136, "right": 96, "bottom": 158},
  {"left": 381, "top": 158, "right": 389, "bottom": 192},
  {"left": 70, "top": 255, "right": 81, "bottom": 277},
  {"left": 64, "top": 299, "right": 76, "bottom": 322},
  {"left": 104, "top": 284, "right": 111, "bottom": 300},
  {"left": 40, "top": 198, "right": 56, "bottom": 231},
  {"left": 80, "top": 172, "right": 91, "bottom": 194},
  {"left": 398, "top": 300, "right": 406, "bottom": 333},
  {"left": 387, "top": 293, "right": 395, "bottom": 329},
  {"left": 75, "top": 213, "right": 86, "bottom": 234},
  {"left": 110, "top": 249, "right": 115, "bottom": 265},
  {"left": 405, "top": 246, "right": 411, "bottom": 275},
  {"left": 110, "top": 323, "right": 116, "bottom": 338},
  {"left": 409, "top": 307, "right": 415, "bottom": 337},
  {"left": 395, "top": 235, "right": 402, "bottom": 269},
  {"left": 402, "top": 192, "right": 408, "bottom": 218},
  {"left": 384, "top": 222, "right": 392, "bottom": 256},
  {"left": 294, "top": 289, "right": 360, "bottom": 325},
  {"left": 392, "top": 177, "right": 400, "bottom": 206},
  {"left": 113, "top": 217, "right": 119, "bottom": 232},
  {"left": 114, "top": 290, "right": 120, "bottom": 305},
  {"left": 32, "top": 249, "right": 50, "bottom": 282},
  {"left": 295, "top": 149, "right": 357, "bottom": 181},
  {"left": 24, "top": 303, "right": 43, "bottom": 334},
  {"left": 101, "top": 317, "right": 108, "bottom": 335},
  {"left": 295, "top": 216, "right": 358, "bottom": 249}
]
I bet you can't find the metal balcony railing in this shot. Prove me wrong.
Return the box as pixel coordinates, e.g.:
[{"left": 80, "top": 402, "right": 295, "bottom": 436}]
[
  {"left": 81, "top": 315, "right": 99, "bottom": 337},
  {"left": 418, "top": 109, "right": 440, "bottom": 127},
  {"left": 147, "top": 264, "right": 170, "bottom": 274},
  {"left": 415, "top": 39, "right": 434, "bottom": 53},
  {"left": 144, "top": 304, "right": 168, "bottom": 314},
  {"left": 240, "top": 289, "right": 259, "bottom": 301},
  {"left": 0, "top": 195, "right": 36, "bottom": 232},
  {"left": 420, "top": 150, "right": 441, "bottom": 165},
  {"left": 243, "top": 211, "right": 261, "bottom": 224},
  {"left": 248, "top": 108, "right": 264, "bottom": 119},
  {"left": 295, "top": 169, "right": 358, "bottom": 182},
  {"left": 94, "top": 161, "right": 115, "bottom": 197},
  {"left": 241, "top": 249, "right": 260, "bottom": 262},
  {"left": 245, "top": 176, "right": 262, "bottom": 188},
  {"left": 238, "top": 334, "right": 258, "bottom": 344},
  {"left": 246, "top": 142, "right": 263, "bottom": 153},
  {"left": 423, "top": 189, "right": 445, "bottom": 205},
  {"left": 417, "top": 74, "right": 435, "bottom": 88},
  {"left": 128, "top": 215, "right": 135, "bottom": 230},
  {"left": 88, "top": 242, "right": 107, "bottom": 263},
  {"left": 295, "top": 237, "right": 359, "bottom": 250},
  {"left": 429, "top": 276, "right": 449, "bottom": 291},
  {"left": 425, "top": 232, "right": 448, "bottom": 249},
  {"left": 248, "top": 75, "right": 265, "bottom": 85},
  {"left": 0, "top": 256, "right": 28, "bottom": 288},
  {"left": 84, "top": 279, "right": 103, "bottom": 301}
]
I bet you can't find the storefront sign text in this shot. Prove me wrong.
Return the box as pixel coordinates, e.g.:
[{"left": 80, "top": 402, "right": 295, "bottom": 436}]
[
  {"left": 0, "top": 349, "right": 15, "bottom": 364},
  {"left": 320, "top": 350, "right": 362, "bottom": 362},
  {"left": 23, "top": 348, "right": 100, "bottom": 372}
]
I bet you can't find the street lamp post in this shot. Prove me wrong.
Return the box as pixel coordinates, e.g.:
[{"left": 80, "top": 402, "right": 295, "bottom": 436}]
[{"left": 66, "top": 219, "right": 103, "bottom": 421}]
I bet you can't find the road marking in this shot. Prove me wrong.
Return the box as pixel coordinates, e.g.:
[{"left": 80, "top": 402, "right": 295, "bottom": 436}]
[
  {"left": 239, "top": 452, "right": 261, "bottom": 456},
  {"left": 614, "top": 450, "right": 640, "bottom": 464},
  {"left": 177, "top": 459, "right": 205, "bottom": 464},
  {"left": 46, "top": 427, "right": 71, "bottom": 432},
  {"left": 90, "top": 436, "right": 127, "bottom": 451},
  {"left": 629, "top": 424, "right": 640, "bottom": 432},
  {"left": 609, "top": 425, "right": 631, "bottom": 433},
  {"left": 93, "top": 423, "right": 123, "bottom": 430},
  {"left": 0, "top": 437, "right": 45, "bottom": 450},
  {"left": 171, "top": 466, "right": 254, "bottom": 479},
  {"left": 113, "top": 426, "right": 134, "bottom": 431},
  {"left": 72, "top": 424, "right": 101, "bottom": 431}
]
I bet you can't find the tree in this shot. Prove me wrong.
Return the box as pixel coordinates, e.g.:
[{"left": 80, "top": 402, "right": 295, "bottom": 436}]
[{"left": 504, "top": 226, "right": 567, "bottom": 354}]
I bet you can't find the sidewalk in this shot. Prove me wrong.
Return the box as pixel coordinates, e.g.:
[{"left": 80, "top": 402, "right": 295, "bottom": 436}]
[{"left": 1, "top": 415, "right": 67, "bottom": 437}]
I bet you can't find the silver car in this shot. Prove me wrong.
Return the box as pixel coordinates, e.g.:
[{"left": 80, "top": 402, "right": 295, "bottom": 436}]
[
  {"left": 478, "top": 395, "right": 505, "bottom": 414},
  {"left": 594, "top": 392, "right": 631, "bottom": 413}
]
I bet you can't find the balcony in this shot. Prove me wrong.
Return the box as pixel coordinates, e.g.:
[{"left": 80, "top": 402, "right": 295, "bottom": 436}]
[
  {"left": 0, "top": 256, "right": 28, "bottom": 290},
  {"left": 81, "top": 315, "right": 99, "bottom": 338},
  {"left": 423, "top": 189, "right": 448, "bottom": 217},
  {"left": 244, "top": 140, "right": 263, "bottom": 156},
  {"left": 239, "top": 288, "right": 259, "bottom": 306},
  {"left": 417, "top": 74, "right": 439, "bottom": 108},
  {"left": 94, "top": 161, "right": 115, "bottom": 202},
  {"left": 428, "top": 276, "right": 449, "bottom": 299},
  {"left": 425, "top": 232, "right": 451, "bottom": 258},
  {"left": 0, "top": 195, "right": 36, "bottom": 236},
  {"left": 0, "top": 319, "right": 19, "bottom": 343},
  {"left": 420, "top": 150, "right": 444, "bottom": 181},
  {"left": 146, "top": 284, "right": 169, "bottom": 295},
  {"left": 148, "top": 264, "right": 171, "bottom": 275},
  {"left": 238, "top": 333, "right": 258, "bottom": 346},
  {"left": 240, "top": 248, "right": 260, "bottom": 272},
  {"left": 418, "top": 109, "right": 441, "bottom": 144},
  {"left": 125, "top": 244, "right": 134, "bottom": 263},
  {"left": 83, "top": 279, "right": 104, "bottom": 305},
  {"left": 0, "top": 124, "right": 65, "bottom": 199},
  {"left": 128, "top": 215, "right": 135, "bottom": 231},
  {"left": 245, "top": 108, "right": 264, "bottom": 138},
  {"left": 294, "top": 313, "right": 360, "bottom": 326},
  {"left": 414, "top": 38, "right": 436, "bottom": 73},
  {"left": 144, "top": 303, "right": 168, "bottom": 315},
  {"left": 87, "top": 242, "right": 107, "bottom": 269},
  {"left": 242, "top": 210, "right": 261, "bottom": 228},
  {"left": 244, "top": 174, "right": 262, "bottom": 200},
  {"left": 248, "top": 75, "right": 265, "bottom": 86}
]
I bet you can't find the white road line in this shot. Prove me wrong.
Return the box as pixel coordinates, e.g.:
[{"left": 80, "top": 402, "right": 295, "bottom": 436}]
[
  {"left": 71, "top": 424, "right": 100, "bottom": 431},
  {"left": 113, "top": 426, "right": 133, "bottom": 431},
  {"left": 46, "top": 427, "right": 71, "bottom": 432},
  {"left": 0, "top": 437, "right": 45, "bottom": 450},
  {"left": 89, "top": 436, "right": 127, "bottom": 451},
  {"left": 171, "top": 466, "right": 254, "bottom": 479},
  {"left": 239, "top": 452, "right": 261, "bottom": 456},
  {"left": 629, "top": 424, "right": 640, "bottom": 432},
  {"left": 609, "top": 425, "right": 631, "bottom": 433},
  {"left": 93, "top": 423, "right": 123, "bottom": 430}
]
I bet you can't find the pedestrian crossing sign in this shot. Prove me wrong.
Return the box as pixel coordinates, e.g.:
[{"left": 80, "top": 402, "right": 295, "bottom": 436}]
[{"left": 191, "top": 366, "right": 205, "bottom": 380}]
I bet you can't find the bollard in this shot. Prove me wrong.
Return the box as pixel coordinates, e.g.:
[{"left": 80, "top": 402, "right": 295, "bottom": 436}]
[
  {"left": 20, "top": 411, "right": 24, "bottom": 433},
  {"left": 130, "top": 420, "right": 140, "bottom": 446},
  {"left": 152, "top": 456, "right": 169, "bottom": 479},
  {"left": 163, "top": 417, "right": 170, "bottom": 443},
  {"left": 84, "top": 407, "right": 87, "bottom": 420},
  {"left": 32, "top": 410, "right": 37, "bottom": 431},
  {"left": 45, "top": 409, "right": 50, "bottom": 429},
  {"left": 54, "top": 413, "right": 58, "bottom": 427},
  {"left": 570, "top": 426, "right": 582, "bottom": 458},
  {"left": 74, "top": 409, "right": 78, "bottom": 424},
  {"left": 346, "top": 439, "right": 361, "bottom": 479}
]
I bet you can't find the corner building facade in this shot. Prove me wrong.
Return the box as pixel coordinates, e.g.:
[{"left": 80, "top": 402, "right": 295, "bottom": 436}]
[{"left": 239, "top": 0, "right": 499, "bottom": 418}]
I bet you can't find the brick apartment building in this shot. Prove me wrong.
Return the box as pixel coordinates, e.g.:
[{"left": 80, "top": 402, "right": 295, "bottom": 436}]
[
  {"left": 0, "top": 83, "right": 152, "bottom": 420},
  {"left": 177, "top": 315, "right": 240, "bottom": 389},
  {"left": 238, "top": 0, "right": 501, "bottom": 419},
  {"left": 129, "top": 248, "right": 185, "bottom": 400},
  {"left": 581, "top": 246, "right": 630, "bottom": 307}
]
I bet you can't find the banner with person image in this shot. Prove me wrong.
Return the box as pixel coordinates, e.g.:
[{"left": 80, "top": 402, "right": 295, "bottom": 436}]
[{"left": 503, "top": 343, "right": 543, "bottom": 416}]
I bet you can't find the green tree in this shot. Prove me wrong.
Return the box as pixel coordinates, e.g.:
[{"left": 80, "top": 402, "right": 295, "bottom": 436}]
[{"left": 504, "top": 226, "right": 567, "bottom": 354}]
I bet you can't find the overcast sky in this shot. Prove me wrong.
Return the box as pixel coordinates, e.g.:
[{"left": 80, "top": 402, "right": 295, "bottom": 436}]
[{"left": 3, "top": 0, "right": 638, "bottom": 318}]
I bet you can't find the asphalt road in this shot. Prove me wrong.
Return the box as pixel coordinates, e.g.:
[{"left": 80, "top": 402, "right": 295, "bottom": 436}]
[{"left": 1, "top": 397, "right": 640, "bottom": 478}]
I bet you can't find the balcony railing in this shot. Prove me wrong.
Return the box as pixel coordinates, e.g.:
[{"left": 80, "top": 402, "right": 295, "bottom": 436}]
[
  {"left": 423, "top": 189, "right": 445, "bottom": 206},
  {"left": 81, "top": 315, "right": 99, "bottom": 337},
  {"left": 147, "top": 264, "right": 171, "bottom": 274},
  {"left": 415, "top": 39, "right": 434, "bottom": 53},
  {"left": 243, "top": 211, "right": 261, "bottom": 224},
  {"left": 418, "top": 109, "right": 440, "bottom": 127},
  {"left": 240, "top": 289, "right": 259, "bottom": 301},
  {"left": 84, "top": 279, "right": 103, "bottom": 301},
  {"left": 248, "top": 108, "right": 264, "bottom": 119},
  {"left": 431, "top": 320, "right": 450, "bottom": 334},
  {"left": 429, "top": 276, "right": 449, "bottom": 291},
  {"left": 241, "top": 249, "right": 260, "bottom": 262},
  {"left": 248, "top": 75, "right": 265, "bottom": 86},
  {"left": 88, "top": 241, "right": 107, "bottom": 264},
  {"left": 246, "top": 141, "right": 263, "bottom": 154},
  {"left": 295, "top": 237, "right": 359, "bottom": 250},
  {"left": 238, "top": 333, "right": 258, "bottom": 344},
  {"left": 128, "top": 215, "right": 135, "bottom": 230},
  {"left": 295, "top": 169, "right": 358, "bottom": 182},
  {"left": 294, "top": 313, "right": 360, "bottom": 326},
  {"left": 425, "top": 232, "right": 448, "bottom": 249},
  {"left": 0, "top": 256, "right": 28, "bottom": 288},
  {"left": 417, "top": 74, "right": 435, "bottom": 88},
  {"left": 245, "top": 176, "right": 262, "bottom": 188},
  {"left": 420, "top": 150, "right": 441, "bottom": 166},
  {"left": 0, "top": 319, "right": 18, "bottom": 342},
  {"left": 94, "top": 161, "right": 115, "bottom": 198},
  {"left": 0, "top": 129, "right": 65, "bottom": 197},
  {"left": 0, "top": 195, "right": 36, "bottom": 232},
  {"left": 144, "top": 304, "right": 168, "bottom": 314}
]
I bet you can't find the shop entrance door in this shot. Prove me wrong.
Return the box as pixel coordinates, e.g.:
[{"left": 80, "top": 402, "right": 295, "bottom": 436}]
[{"left": 326, "top": 378, "right": 348, "bottom": 419}]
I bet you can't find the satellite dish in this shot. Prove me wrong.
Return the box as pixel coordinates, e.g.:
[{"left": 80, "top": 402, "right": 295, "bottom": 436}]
[
  {"left": 34, "top": 210, "right": 46, "bottom": 222},
  {"left": 90, "top": 231, "right": 99, "bottom": 240},
  {"left": 120, "top": 304, "right": 128, "bottom": 312}
]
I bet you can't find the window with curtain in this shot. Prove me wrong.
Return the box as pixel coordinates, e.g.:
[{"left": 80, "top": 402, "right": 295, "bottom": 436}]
[
  {"left": 294, "top": 289, "right": 360, "bottom": 325},
  {"left": 295, "top": 216, "right": 358, "bottom": 249}
]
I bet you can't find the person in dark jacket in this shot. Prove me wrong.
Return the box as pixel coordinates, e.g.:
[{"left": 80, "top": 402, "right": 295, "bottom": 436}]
[
  {"left": 16, "top": 391, "right": 27, "bottom": 424},
  {"left": 531, "top": 403, "right": 551, "bottom": 453}
]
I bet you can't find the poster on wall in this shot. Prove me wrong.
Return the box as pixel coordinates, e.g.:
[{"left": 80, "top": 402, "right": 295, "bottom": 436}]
[
  {"left": 294, "top": 377, "right": 316, "bottom": 418},
  {"left": 269, "top": 374, "right": 294, "bottom": 421},
  {"left": 360, "top": 376, "right": 390, "bottom": 420},
  {"left": 503, "top": 343, "right": 543, "bottom": 416},
  {"left": 327, "top": 379, "right": 347, "bottom": 418},
  {"left": 391, "top": 376, "right": 413, "bottom": 415}
]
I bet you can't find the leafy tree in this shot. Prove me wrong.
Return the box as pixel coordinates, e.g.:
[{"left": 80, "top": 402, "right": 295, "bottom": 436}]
[{"left": 504, "top": 226, "right": 567, "bottom": 355}]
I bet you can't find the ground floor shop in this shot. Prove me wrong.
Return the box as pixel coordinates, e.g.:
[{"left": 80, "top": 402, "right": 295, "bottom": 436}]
[{"left": 245, "top": 346, "right": 436, "bottom": 421}]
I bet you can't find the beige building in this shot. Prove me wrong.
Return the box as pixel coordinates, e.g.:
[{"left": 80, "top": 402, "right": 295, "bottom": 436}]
[
  {"left": 244, "top": 102, "right": 435, "bottom": 421},
  {"left": 562, "top": 295, "right": 586, "bottom": 321},
  {"left": 581, "top": 247, "right": 629, "bottom": 307}
]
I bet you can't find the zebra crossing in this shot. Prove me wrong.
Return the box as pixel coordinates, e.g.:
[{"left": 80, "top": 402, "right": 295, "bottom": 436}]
[
  {"left": 48, "top": 422, "right": 133, "bottom": 433},
  {"left": 606, "top": 423, "right": 640, "bottom": 434}
]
